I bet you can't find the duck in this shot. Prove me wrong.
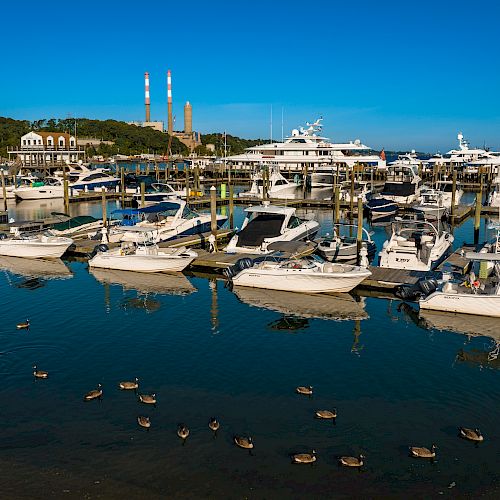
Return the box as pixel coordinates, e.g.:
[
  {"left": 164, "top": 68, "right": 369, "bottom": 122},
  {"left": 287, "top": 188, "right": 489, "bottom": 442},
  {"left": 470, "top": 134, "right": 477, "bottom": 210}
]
[
  {"left": 177, "top": 424, "right": 190, "bottom": 440},
  {"left": 459, "top": 427, "right": 484, "bottom": 442},
  {"left": 234, "top": 435, "right": 254, "bottom": 450},
  {"left": 32, "top": 365, "right": 48, "bottom": 379},
  {"left": 315, "top": 409, "right": 337, "bottom": 420},
  {"left": 137, "top": 416, "right": 151, "bottom": 429},
  {"left": 119, "top": 377, "right": 139, "bottom": 390},
  {"left": 209, "top": 417, "right": 220, "bottom": 433},
  {"left": 84, "top": 383, "right": 103, "bottom": 401},
  {"left": 138, "top": 393, "right": 156, "bottom": 405},
  {"left": 291, "top": 450, "right": 316, "bottom": 464},
  {"left": 16, "top": 319, "right": 30, "bottom": 330},
  {"left": 296, "top": 386, "right": 313, "bottom": 396},
  {"left": 409, "top": 444, "right": 436, "bottom": 458},
  {"left": 339, "top": 454, "right": 364, "bottom": 467}
]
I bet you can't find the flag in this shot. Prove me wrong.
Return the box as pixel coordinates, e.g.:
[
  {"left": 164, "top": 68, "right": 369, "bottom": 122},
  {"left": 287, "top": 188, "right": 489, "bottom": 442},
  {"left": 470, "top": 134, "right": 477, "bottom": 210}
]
[{"left": 380, "top": 148, "right": 386, "bottom": 161}]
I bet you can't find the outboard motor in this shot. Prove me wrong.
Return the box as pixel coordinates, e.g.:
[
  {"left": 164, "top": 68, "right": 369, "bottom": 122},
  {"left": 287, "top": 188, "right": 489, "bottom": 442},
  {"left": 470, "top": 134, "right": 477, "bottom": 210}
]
[
  {"left": 222, "top": 257, "right": 254, "bottom": 280},
  {"left": 88, "top": 243, "right": 109, "bottom": 258},
  {"left": 0, "top": 232, "right": 8, "bottom": 240},
  {"left": 394, "top": 278, "right": 438, "bottom": 301}
]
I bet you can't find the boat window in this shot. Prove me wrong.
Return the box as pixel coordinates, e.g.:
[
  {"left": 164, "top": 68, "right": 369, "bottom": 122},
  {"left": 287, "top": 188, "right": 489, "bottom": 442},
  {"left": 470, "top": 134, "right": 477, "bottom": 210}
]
[
  {"left": 287, "top": 216, "right": 302, "bottom": 229},
  {"left": 81, "top": 173, "right": 109, "bottom": 181},
  {"left": 275, "top": 179, "right": 287, "bottom": 185},
  {"left": 159, "top": 207, "right": 180, "bottom": 217},
  {"left": 181, "top": 206, "right": 199, "bottom": 219}
]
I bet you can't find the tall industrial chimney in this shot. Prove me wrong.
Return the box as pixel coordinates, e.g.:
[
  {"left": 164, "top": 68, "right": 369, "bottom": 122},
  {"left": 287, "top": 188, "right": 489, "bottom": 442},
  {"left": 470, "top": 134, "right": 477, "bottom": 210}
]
[
  {"left": 184, "top": 101, "right": 192, "bottom": 133},
  {"left": 144, "top": 72, "right": 151, "bottom": 122},
  {"left": 167, "top": 69, "right": 173, "bottom": 135}
]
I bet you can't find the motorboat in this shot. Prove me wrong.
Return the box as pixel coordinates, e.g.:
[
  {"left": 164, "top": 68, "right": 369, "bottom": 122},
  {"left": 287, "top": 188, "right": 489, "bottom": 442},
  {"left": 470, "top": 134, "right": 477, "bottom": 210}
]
[
  {"left": 225, "top": 203, "right": 319, "bottom": 254},
  {"left": 49, "top": 213, "right": 107, "bottom": 238},
  {"left": 132, "top": 182, "right": 185, "bottom": 206},
  {"left": 66, "top": 165, "right": 120, "bottom": 192},
  {"left": 88, "top": 230, "right": 198, "bottom": 273},
  {"left": 233, "top": 287, "right": 368, "bottom": 321},
  {"left": 364, "top": 195, "right": 398, "bottom": 219},
  {"left": 0, "top": 229, "right": 73, "bottom": 259},
  {"left": 380, "top": 164, "right": 422, "bottom": 204},
  {"left": 419, "top": 251, "right": 500, "bottom": 317},
  {"left": 412, "top": 189, "right": 447, "bottom": 220},
  {"left": 388, "top": 150, "right": 422, "bottom": 169},
  {"left": 317, "top": 224, "right": 376, "bottom": 263},
  {"left": 488, "top": 176, "right": 500, "bottom": 208},
  {"left": 434, "top": 180, "right": 463, "bottom": 207},
  {"left": 340, "top": 180, "right": 372, "bottom": 204},
  {"left": 14, "top": 176, "right": 64, "bottom": 200},
  {"left": 89, "top": 267, "right": 196, "bottom": 295},
  {"left": 103, "top": 200, "right": 227, "bottom": 244},
  {"left": 239, "top": 163, "right": 299, "bottom": 199},
  {"left": 230, "top": 241, "right": 371, "bottom": 293},
  {"left": 379, "top": 218, "right": 454, "bottom": 271}
]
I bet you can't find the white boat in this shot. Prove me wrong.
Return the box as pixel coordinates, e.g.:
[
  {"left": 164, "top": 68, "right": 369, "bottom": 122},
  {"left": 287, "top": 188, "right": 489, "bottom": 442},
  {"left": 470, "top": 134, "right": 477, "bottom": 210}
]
[
  {"left": 230, "top": 241, "right": 371, "bottom": 294},
  {"left": 132, "top": 182, "right": 185, "bottom": 206},
  {"left": 49, "top": 213, "right": 107, "bottom": 238},
  {"left": 14, "top": 176, "right": 64, "bottom": 200},
  {"left": 88, "top": 230, "right": 198, "bottom": 273},
  {"left": 340, "top": 180, "right": 372, "bottom": 204},
  {"left": 239, "top": 163, "right": 299, "bottom": 199},
  {"left": 66, "top": 165, "right": 120, "bottom": 192},
  {"left": 419, "top": 252, "right": 500, "bottom": 317},
  {"left": 379, "top": 219, "right": 454, "bottom": 271},
  {"left": 380, "top": 164, "right": 422, "bottom": 204},
  {"left": 225, "top": 203, "right": 319, "bottom": 254},
  {"left": 317, "top": 224, "right": 376, "bottom": 263},
  {"left": 388, "top": 151, "right": 422, "bottom": 169},
  {"left": 413, "top": 189, "right": 447, "bottom": 219},
  {"left": 433, "top": 179, "right": 463, "bottom": 207},
  {"left": 488, "top": 176, "right": 500, "bottom": 208},
  {"left": 0, "top": 230, "right": 73, "bottom": 259}
]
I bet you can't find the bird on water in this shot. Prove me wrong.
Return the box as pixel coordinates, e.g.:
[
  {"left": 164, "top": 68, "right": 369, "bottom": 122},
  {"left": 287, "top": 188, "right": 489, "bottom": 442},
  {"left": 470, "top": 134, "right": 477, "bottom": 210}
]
[
  {"left": 459, "top": 427, "right": 484, "bottom": 442},
  {"left": 17, "top": 319, "right": 30, "bottom": 330},
  {"left": 138, "top": 393, "right": 156, "bottom": 405},
  {"left": 291, "top": 450, "right": 316, "bottom": 464},
  {"left": 339, "top": 454, "right": 365, "bottom": 468},
  {"left": 32, "top": 365, "right": 48, "bottom": 379},
  {"left": 409, "top": 444, "right": 437, "bottom": 459},
  {"left": 84, "top": 383, "right": 103, "bottom": 401},
  {"left": 296, "top": 386, "right": 313, "bottom": 396},
  {"left": 137, "top": 416, "right": 151, "bottom": 430},
  {"left": 119, "top": 377, "right": 139, "bottom": 390}
]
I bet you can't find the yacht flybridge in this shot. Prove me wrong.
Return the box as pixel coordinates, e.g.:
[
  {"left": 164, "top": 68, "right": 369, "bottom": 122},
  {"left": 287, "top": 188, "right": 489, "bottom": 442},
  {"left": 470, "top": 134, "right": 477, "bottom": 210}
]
[{"left": 226, "top": 118, "right": 386, "bottom": 174}]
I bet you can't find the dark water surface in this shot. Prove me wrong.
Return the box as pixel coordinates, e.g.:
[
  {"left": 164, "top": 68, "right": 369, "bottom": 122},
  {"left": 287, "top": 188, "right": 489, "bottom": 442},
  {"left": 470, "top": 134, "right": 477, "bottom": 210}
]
[{"left": 0, "top": 197, "right": 498, "bottom": 499}]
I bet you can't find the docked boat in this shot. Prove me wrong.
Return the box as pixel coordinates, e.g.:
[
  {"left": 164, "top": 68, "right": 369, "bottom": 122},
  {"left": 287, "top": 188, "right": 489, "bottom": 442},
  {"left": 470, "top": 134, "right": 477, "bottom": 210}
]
[
  {"left": 488, "top": 175, "right": 500, "bottom": 208},
  {"left": 379, "top": 219, "right": 454, "bottom": 271},
  {"left": 225, "top": 203, "right": 319, "bottom": 254},
  {"left": 14, "top": 176, "right": 64, "bottom": 200},
  {"left": 239, "top": 163, "right": 299, "bottom": 199},
  {"left": 0, "top": 230, "right": 73, "bottom": 259},
  {"left": 434, "top": 180, "right": 463, "bottom": 207},
  {"left": 88, "top": 230, "right": 198, "bottom": 273},
  {"left": 340, "top": 180, "right": 372, "bottom": 204},
  {"left": 230, "top": 241, "right": 371, "bottom": 293},
  {"left": 413, "top": 189, "right": 447, "bottom": 220},
  {"left": 364, "top": 195, "right": 398, "bottom": 219},
  {"left": 317, "top": 224, "right": 376, "bottom": 263},
  {"left": 132, "top": 182, "right": 185, "bottom": 206},
  {"left": 419, "top": 251, "right": 500, "bottom": 317},
  {"left": 67, "top": 165, "right": 120, "bottom": 192},
  {"left": 380, "top": 164, "right": 422, "bottom": 204},
  {"left": 49, "top": 213, "right": 106, "bottom": 238}
]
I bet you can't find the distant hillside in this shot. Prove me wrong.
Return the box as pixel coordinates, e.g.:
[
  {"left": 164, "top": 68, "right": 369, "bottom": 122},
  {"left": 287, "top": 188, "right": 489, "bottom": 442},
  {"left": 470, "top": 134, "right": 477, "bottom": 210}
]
[{"left": 0, "top": 117, "right": 188, "bottom": 158}]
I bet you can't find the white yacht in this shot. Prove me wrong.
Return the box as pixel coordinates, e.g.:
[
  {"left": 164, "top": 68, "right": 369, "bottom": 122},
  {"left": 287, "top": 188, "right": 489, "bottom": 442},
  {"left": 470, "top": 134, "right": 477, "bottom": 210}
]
[
  {"left": 14, "top": 176, "right": 64, "bottom": 200},
  {"left": 413, "top": 190, "right": 447, "bottom": 220},
  {"left": 239, "top": 163, "right": 299, "bottom": 199},
  {"left": 66, "top": 165, "right": 120, "bottom": 192},
  {"left": 0, "top": 229, "right": 73, "bottom": 259},
  {"left": 379, "top": 219, "right": 454, "bottom": 271},
  {"left": 227, "top": 118, "right": 386, "bottom": 174},
  {"left": 317, "top": 224, "right": 376, "bottom": 263},
  {"left": 380, "top": 164, "right": 422, "bottom": 204},
  {"left": 433, "top": 179, "right": 463, "bottom": 207},
  {"left": 489, "top": 176, "right": 500, "bottom": 208},
  {"left": 225, "top": 203, "right": 319, "bottom": 254},
  {"left": 388, "top": 151, "right": 422, "bottom": 169},
  {"left": 132, "top": 182, "right": 181, "bottom": 206}
]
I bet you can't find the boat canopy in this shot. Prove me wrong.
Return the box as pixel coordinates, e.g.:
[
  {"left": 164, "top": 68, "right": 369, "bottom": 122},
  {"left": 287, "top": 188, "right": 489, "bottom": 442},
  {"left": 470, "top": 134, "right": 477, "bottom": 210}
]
[
  {"left": 267, "top": 240, "right": 317, "bottom": 257},
  {"left": 51, "top": 215, "right": 98, "bottom": 231},
  {"left": 112, "top": 201, "right": 182, "bottom": 216}
]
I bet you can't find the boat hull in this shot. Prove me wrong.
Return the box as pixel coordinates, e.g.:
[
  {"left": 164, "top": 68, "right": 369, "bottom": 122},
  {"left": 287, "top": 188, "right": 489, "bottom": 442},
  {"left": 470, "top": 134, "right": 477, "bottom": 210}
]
[
  {"left": 419, "top": 291, "right": 500, "bottom": 317},
  {"left": 0, "top": 237, "right": 73, "bottom": 259},
  {"left": 14, "top": 186, "right": 64, "bottom": 200},
  {"left": 88, "top": 253, "right": 195, "bottom": 273}
]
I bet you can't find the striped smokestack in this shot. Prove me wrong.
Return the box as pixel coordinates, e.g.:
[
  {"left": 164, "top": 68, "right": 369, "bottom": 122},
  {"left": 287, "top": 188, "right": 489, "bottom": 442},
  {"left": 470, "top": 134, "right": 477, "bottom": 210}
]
[
  {"left": 167, "top": 69, "right": 173, "bottom": 135},
  {"left": 144, "top": 72, "right": 151, "bottom": 122}
]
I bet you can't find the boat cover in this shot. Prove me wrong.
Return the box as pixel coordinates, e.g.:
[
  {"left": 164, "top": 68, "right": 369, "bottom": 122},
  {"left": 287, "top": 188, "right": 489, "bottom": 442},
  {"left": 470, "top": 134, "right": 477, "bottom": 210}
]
[
  {"left": 51, "top": 215, "right": 98, "bottom": 231},
  {"left": 381, "top": 183, "right": 416, "bottom": 196},
  {"left": 237, "top": 214, "right": 284, "bottom": 247}
]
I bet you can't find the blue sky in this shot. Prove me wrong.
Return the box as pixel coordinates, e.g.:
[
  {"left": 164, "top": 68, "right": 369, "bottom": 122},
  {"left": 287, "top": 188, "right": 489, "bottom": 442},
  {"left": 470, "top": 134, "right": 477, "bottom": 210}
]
[{"left": 2, "top": 0, "right": 499, "bottom": 151}]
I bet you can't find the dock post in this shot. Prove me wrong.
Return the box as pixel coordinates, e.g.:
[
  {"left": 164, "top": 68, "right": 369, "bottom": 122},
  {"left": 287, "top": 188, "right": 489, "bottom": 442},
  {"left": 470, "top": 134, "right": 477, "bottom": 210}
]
[
  {"left": 357, "top": 197, "right": 363, "bottom": 262},
  {"left": 450, "top": 169, "right": 457, "bottom": 220},
  {"left": 185, "top": 165, "right": 190, "bottom": 203},
  {"left": 210, "top": 185, "right": 217, "bottom": 252},
  {"left": 145, "top": 162, "right": 150, "bottom": 175},
  {"left": 140, "top": 182, "right": 145, "bottom": 208},
  {"left": 229, "top": 184, "right": 234, "bottom": 229},
  {"left": 63, "top": 180, "right": 70, "bottom": 213},
  {"left": 1, "top": 170, "right": 7, "bottom": 211},
  {"left": 263, "top": 168, "right": 269, "bottom": 200},
  {"left": 120, "top": 167, "right": 125, "bottom": 205},
  {"left": 349, "top": 168, "right": 355, "bottom": 214},
  {"left": 101, "top": 190, "right": 107, "bottom": 227},
  {"left": 302, "top": 164, "right": 308, "bottom": 199},
  {"left": 334, "top": 185, "right": 340, "bottom": 224},
  {"left": 474, "top": 173, "right": 483, "bottom": 244}
]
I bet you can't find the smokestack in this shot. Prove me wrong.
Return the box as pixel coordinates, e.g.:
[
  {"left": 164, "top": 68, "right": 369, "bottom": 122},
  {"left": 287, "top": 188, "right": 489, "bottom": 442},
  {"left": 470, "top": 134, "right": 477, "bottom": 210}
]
[
  {"left": 167, "top": 69, "right": 173, "bottom": 135},
  {"left": 144, "top": 72, "right": 151, "bottom": 122},
  {"left": 184, "top": 101, "right": 192, "bottom": 133}
]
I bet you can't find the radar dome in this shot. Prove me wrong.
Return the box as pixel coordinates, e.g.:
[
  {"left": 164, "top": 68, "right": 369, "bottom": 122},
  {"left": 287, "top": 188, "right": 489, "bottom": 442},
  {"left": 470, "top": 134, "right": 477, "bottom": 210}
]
[
  {"left": 457, "top": 132, "right": 463, "bottom": 141},
  {"left": 354, "top": 139, "right": 361, "bottom": 145},
  {"left": 291, "top": 129, "right": 299, "bottom": 137}
]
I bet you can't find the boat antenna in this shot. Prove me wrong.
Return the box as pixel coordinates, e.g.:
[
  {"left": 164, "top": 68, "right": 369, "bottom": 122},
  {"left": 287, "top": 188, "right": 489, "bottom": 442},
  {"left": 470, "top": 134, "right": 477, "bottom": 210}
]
[
  {"left": 281, "top": 106, "right": 284, "bottom": 143},
  {"left": 270, "top": 105, "right": 273, "bottom": 143}
]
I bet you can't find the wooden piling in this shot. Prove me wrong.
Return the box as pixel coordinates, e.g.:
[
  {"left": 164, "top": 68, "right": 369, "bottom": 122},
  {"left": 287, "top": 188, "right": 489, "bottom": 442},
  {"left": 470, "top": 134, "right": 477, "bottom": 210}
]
[
  {"left": 474, "top": 173, "right": 483, "bottom": 244},
  {"left": 229, "top": 183, "right": 234, "bottom": 229},
  {"left": 349, "top": 168, "right": 355, "bottom": 214},
  {"left": 210, "top": 186, "right": 217, "bottom": 251},
  {"left": 357, "top": 197, "right": 363, "bottom": 244},
  {"left": 1, "top": 170, "right": 7, "bottom": 211},
  {"left": 185, "top": 165, "right": 190, "bottom": 203},
  {"left": 120, "top": 167, "right": 125, "bottom": 204},
  {"left": 334, "top": 185, "right": 340, "bottom": 224},
  {"left": 302, "top": 164, "right": 308, "bottom": 199},
  {"left": 450, "top": 169, "right": 457, "bottom": 219},
  {"left": 63, "top": 180, "right": 69, "bottom": 213},
  {"left": 140, "top": 182, "right": 145, "bottom": 208},
  {"left": 101, "top": 190, "right": 107, "bottom": 227}
]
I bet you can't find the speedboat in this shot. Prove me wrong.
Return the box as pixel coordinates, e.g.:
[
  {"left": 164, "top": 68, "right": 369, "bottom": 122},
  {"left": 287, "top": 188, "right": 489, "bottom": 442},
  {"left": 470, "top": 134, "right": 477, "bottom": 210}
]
[
  {"left": 104, "top": 200, "right": 227, "bottom": 243},
  {"left": 132, "top": 183, "right": 184, "bottom": 206},
  {"left": 340, "top": 180, "right": 372, "bottom": 204},
  {"left": 239, "top": 163, "right": 299, "bottom": 199},
  {"left": 380, "top": 164, "right": 422, "bottom": 204},
  {"left": 88, "top": 230, "right": 198, "bottom": 273},
  {"left": 419, "top": 251, "right": 500, "bottom": 317},
  {"left": 364, "top": 195, "right": 398, "bottom": 219},
  {"left": 14, "top": 176, "right": 64, "bottom": 200},
  {"left": 434, "top": 180, "right": 463, "bottom": 207},
  {"left": 488, "top": 175, "right": 500, "bottom": 208},
  {"left": 67, "top": 165, "right": 120, "bottom": 192},
  {"left": 413, "top": 189, "right": 447, "bottom": 220},
  {"left": 0, "top": 229, "right": 73, "bottom": 259},
  {"left": 230, "top": 241, "right": 371, "bottom": 293},
  {"left": 379, "top": 218, "right": 454, "bottom": 271},
  {"left": 225, "top": 203, "right": 319, "bottom": 254},
  {"left": 317, "top": 224, "right": 376, "bottom": 263},
  {"left": 49, "top": 212, "right": 106, "bottom": 238}
]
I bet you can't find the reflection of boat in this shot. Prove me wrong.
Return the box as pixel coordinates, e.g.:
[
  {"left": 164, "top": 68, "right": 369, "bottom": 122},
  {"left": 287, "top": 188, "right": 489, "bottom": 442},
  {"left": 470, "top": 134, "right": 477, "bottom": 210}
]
[
  {"left": 89, "top": 268, "right": 196, "bottom": 295},
  {"left": 0, "top": 256, "right": 72, "bottom": 279},
  {"left": 233, "top": 286, "right": 368, "bottom": 321}
]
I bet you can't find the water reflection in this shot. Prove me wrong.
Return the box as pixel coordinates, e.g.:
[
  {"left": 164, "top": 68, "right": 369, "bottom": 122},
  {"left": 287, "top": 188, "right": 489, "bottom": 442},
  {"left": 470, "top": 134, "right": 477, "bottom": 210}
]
[{"left": 0, "top": 257, "right": 73, "bottom": 280}]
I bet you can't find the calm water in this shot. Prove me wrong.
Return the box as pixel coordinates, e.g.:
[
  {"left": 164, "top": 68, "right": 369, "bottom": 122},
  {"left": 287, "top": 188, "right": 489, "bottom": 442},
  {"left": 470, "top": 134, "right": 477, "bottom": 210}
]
[{"left": 0, "top": 194, "right": 498, "bottom": 499}]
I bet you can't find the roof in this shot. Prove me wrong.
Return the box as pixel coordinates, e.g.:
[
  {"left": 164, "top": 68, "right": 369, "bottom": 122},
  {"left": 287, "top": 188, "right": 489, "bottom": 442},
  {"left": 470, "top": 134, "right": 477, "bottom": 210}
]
[{"left": 244, "top": 204, "right": 295, "bottom": 215}]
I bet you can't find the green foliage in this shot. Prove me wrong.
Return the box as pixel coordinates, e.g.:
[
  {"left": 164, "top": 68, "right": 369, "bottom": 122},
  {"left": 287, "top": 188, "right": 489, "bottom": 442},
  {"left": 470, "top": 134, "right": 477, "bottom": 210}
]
[
  {"left": 0, "top": 116, "right": 189, "bottom": 159},
  {"left": 200, "top": 133, "right": 266, "bottom": 156}
]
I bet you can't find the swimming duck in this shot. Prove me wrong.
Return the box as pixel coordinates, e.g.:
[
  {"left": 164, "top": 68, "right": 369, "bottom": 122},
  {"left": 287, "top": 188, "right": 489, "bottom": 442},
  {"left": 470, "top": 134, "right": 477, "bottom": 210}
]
[
  {"left": 138, "top": 393, "right": 156, "bottom": 405},
  {"left": 234, "top": 435, "right": 254, "bottom": 450},
  {"left": 137, "top": 416, "right": 151, "bottom": 429},
  {"left": 291, "top": 450, "right": 316, "bottom": 464},
  {"left": 339, "top": 454, "right": 364, "bottom": 467},
  {"left": 296, "top": 386, "right": 313, "bottom": 396},
  {"left": 409, "top": 444, "right": 436, "bottom": 458},
  {"left": 32, "top": 365, "right": 48, "bottom": 379},
  {"left": 119, "top": 377, "right": 139, "bottom": 390},
  {"left": 209, "top": 417, "right": 220, "bottom": 433},
  {"left": 315, "top": 409, "right": 337, "bottom": 420},
  {"left": 459, "top": 427, "right": 484, "bottom": 442},
  {"left": 177, "top": 424, "right": 190, "bottom": 440},
  {"left": 17, "top": 319, "right": 30, "bottom": 330},
  {"left": 84, "top": 383, "right": 103, "bottom": 401}
]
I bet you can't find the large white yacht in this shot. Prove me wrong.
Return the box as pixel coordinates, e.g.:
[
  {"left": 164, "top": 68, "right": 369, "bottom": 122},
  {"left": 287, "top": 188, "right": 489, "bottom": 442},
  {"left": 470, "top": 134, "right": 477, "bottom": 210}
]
[
  {"left": 226, "top": 118, "right": 386, "bottom": 174},
  {"left": 380, "top": 164, "right": 422, "bottom": 204}
]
